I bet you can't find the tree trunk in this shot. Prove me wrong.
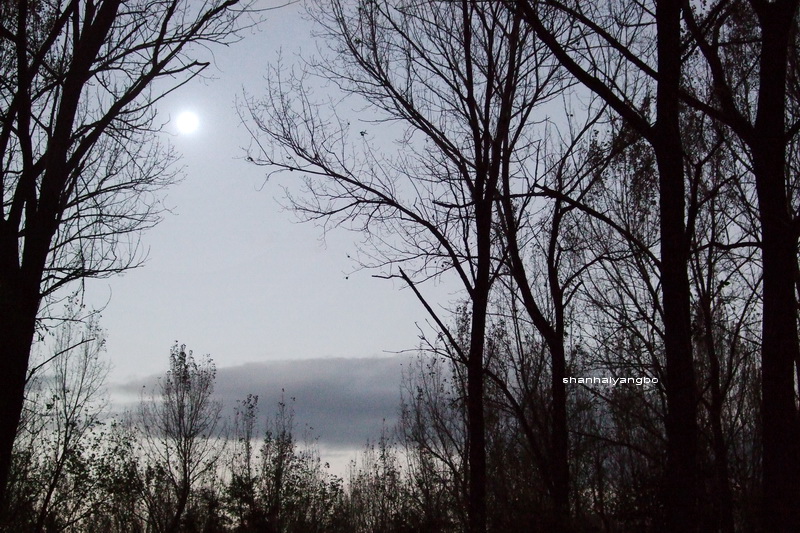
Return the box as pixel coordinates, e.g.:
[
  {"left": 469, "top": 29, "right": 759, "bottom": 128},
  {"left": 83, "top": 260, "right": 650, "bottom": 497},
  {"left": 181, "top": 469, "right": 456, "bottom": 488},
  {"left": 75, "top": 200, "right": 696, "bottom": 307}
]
[
  {"left": 548, "top": 204, "right": 570, "bottom": 531},
  {"left": 466, "top": 193, "right": 492, "bottom": 533},
  {"left": 499, "top": 174, "right": 571, "bottom": 531},
  {"left": 466, "top": 310, "right": 487, "bottom": 533},
  {"left": 751, "top": 7, "right": 800, "bottom": 530},
  {"left": 550, "top": 340, "right": 570, "bottom": 530},
  {"left": 0, "top": 213, "right": 51, "bottom": 512},
  {"left": 0, "top": 277, "right": 41, "bottom": 511},
  {"left": 655, "top": 1, "right": 697, "bottom": 530},
  {"left": 700, "top": 293, "right": 735, "bottom": 533},
  {"left": 168, "top": 482, "right": 191, "bottom": 533}
]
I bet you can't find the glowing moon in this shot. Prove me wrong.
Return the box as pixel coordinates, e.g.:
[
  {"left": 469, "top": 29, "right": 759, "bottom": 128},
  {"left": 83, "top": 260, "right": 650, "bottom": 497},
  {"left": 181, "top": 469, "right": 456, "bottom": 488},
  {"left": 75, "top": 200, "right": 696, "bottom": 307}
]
[{"left": 175, "top": 111, "right": 199, "bottom": 134}]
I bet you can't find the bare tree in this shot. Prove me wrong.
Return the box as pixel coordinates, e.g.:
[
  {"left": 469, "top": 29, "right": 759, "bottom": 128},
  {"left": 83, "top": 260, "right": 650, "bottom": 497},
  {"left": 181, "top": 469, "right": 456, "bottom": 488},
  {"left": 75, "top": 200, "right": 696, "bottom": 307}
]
[
  {"left": 399, "top": 352, "right": 467, "bottom": 530},
  {"left": 33, "top": 312, "right": 109, "bottom": 532},
  {"left": 5, "top": 300, "right": 110, "bottom": 531},
  {"left": 137, "top": 344, "right": 224, "bottom": 533},
  {"left": 0, "top": 0, "right": 254, "bottom": 506},
  {"left": 226, "top": 393, "right": 346, "bottom": 533},
  {"left": 509, "top": 1, "right": 699, "bottom": 528},
  {"left": 245, "top": 1, "right": 562, "bottom": 529},
  {"left": 679, "top": 2, "right": 800, "bottom": 528},
  {"left": 346, "top": 432, "right": 412, "bottom": 533},
  {"left": 228, "top": 394, "right": 262, "bottom": 529},
  {"left": 489, "top": 107, "right": 618, "bottom": 529}
]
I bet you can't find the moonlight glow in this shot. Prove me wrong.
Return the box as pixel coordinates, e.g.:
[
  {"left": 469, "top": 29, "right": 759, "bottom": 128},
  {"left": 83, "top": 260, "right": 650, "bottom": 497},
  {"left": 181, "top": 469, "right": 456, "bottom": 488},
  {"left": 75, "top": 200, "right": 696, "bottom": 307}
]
[{"left": 175, "top": 111, "right": 200, "bottom": 134}]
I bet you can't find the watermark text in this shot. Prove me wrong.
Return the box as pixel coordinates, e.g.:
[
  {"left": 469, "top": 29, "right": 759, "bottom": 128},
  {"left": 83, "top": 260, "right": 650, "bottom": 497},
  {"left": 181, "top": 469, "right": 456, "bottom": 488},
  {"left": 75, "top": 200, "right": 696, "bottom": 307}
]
[{"left": 563, "top": 376, "right": 658, "bottom": 386}]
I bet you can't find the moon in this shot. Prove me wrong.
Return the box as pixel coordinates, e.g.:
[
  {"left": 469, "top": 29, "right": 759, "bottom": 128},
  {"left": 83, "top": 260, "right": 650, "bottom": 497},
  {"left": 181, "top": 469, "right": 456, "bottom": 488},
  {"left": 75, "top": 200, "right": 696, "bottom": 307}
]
[{"left": 175, "top": 111, "right": 200, "bottom": 134}]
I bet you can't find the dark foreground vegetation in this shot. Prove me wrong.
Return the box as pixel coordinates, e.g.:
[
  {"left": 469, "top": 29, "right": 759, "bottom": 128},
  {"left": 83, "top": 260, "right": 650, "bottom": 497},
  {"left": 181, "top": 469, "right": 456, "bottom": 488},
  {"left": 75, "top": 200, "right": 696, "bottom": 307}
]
[
  {"left": 0, "top": 312, "right": 762, "bottom": 533},
  {"left": 3, "top": 0, "right": 800, "bottom": 531}
]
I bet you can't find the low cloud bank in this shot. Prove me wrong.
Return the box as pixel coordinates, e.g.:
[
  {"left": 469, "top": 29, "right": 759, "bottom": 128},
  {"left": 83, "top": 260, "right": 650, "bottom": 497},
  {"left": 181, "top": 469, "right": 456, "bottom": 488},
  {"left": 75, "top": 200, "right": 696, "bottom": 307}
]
[{"left": 112, "top": 355, "right": 412, "bottom": 449}]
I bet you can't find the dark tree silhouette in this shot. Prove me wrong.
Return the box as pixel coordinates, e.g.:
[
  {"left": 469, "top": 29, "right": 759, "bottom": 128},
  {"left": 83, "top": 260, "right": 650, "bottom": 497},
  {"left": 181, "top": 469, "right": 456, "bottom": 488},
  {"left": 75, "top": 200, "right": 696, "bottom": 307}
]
[
  {"left": 0, "top": 0, "right": 252, "bottom": 509},
  {"left": 137, "top": 344, "right": 224, "bottom": 533},
  {"left": 244, "top": 1, "right": 562, "bottom": 530},
  {"left": 510, "top": 1, "right": 698, "bottom": 528},
  {"left": 680, "top": 2, "right": 800, "bottom": 528}
]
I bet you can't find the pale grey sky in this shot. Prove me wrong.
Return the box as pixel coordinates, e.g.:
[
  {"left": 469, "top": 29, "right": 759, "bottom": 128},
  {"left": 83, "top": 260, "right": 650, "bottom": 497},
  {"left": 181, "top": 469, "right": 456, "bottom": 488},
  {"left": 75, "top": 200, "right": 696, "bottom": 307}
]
[{"left": 75, "top": 1, "right": 456, "bottom": 459}]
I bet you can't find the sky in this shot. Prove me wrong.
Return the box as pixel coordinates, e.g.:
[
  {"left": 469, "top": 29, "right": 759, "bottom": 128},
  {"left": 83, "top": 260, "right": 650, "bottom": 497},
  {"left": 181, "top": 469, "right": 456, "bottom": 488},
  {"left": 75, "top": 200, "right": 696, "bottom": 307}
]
[{"left": 74, "top": 1, "right": 456, "bottom": 468}]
